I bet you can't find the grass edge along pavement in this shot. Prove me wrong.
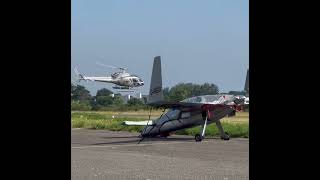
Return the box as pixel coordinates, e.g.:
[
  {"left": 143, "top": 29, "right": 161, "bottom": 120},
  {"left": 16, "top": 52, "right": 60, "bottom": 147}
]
[{"left": 71, "top": 111, "right": 249, "bottom": 138}]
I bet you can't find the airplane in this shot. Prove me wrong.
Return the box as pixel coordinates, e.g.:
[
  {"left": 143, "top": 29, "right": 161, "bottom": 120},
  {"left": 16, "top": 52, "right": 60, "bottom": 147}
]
[
  {"left": 74, "top": 63, "right": 144, "bottom": 91},
  {"left": 124, "top": 56, "right": 248, "bottom": 142}
]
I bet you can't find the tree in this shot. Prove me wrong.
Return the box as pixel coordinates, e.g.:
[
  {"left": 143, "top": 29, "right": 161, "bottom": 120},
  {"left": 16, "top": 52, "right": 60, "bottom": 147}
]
[
  {"left": 127, "top": 98, "right": 144, "bottom": 106},
  {"left": 113, "top": 95, "right": 124, "bottom": 105},
  {"left": 96, "top": 96, "right": 114, "bottom": 106},
  {"left": 96, "top": 88, "right": 113, "bottom": 97},
  {"left": 71, "top": 84, "right": 92, "bottom": 101},
  {"left": 228, "top": 91, "right": 246, "bottom": 96},
  {"left": 71, "top": 83, "right": 76, "bottom": 94},
  {"left": 198, "top": 83, "right": 219, "bottom": 95},
  {"left": 163, "top": 87, "right": 170, "bottom": 101},
  {"left": 166, "top": 82, "right": 219, "bottom": 101},
  {"left": 168, "top": 83, "right": 191, "bottom": 101}
]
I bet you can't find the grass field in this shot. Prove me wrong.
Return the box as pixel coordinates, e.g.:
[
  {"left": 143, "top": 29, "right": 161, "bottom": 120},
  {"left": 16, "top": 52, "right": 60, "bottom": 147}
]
[{"left": 71, "top": 110, "right": 249, "bottom": 138}]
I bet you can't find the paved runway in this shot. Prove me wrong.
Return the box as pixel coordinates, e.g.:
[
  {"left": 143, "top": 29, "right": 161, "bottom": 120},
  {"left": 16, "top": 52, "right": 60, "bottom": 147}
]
[{"left": 72, "top": 129, "right": 249, "bottom": 180}]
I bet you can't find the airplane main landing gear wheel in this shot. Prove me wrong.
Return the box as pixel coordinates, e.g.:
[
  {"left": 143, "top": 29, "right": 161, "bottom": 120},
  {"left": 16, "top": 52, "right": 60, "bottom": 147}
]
[
  {"left": 221, "top": 132, "right": 230, "bottom": 140},
  {"left": 195, "top": 134, "right": 203, "bottom": 142}
]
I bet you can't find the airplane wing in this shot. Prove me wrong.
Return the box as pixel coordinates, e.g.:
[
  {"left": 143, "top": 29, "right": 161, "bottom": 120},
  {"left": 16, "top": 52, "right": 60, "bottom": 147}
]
[{"left": 148, "top": 101, "right": 231, "bottom": 111}]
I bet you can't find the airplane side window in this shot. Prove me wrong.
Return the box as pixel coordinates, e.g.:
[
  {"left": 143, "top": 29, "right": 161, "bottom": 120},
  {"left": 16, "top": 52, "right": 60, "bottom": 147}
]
[
  {"left": 166, "top": 109, "right": 180, "bottom": 120},
  {"left": 181, "top": 112, "right": 190, "bottom": 119}
]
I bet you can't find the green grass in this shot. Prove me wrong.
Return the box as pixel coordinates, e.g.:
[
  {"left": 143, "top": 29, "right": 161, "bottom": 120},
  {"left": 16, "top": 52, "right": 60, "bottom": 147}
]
[
  {"left": 71, "top": 111, "right": 249, "bottom": 138},
  {"left": 175, "top": 122, "right": 248, "bottom": 138}
]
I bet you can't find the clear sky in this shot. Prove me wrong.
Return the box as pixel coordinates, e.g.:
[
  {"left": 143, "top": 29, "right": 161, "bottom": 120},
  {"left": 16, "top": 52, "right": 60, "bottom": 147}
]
[{"left": 71, "top": 0, "right": 248, "bottom": 96}]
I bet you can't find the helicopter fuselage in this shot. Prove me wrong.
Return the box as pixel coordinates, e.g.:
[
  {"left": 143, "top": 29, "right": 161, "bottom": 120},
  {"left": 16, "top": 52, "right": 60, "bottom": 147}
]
[
  {"left": 81, "top": 74, "right": 144, "bottom": 88},
  {"left": 74, "top": 67, "right": 144, "bottom": 89}
]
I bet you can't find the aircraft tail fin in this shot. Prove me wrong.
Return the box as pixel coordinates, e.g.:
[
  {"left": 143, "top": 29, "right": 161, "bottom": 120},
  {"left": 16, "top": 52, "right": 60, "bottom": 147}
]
[
  {"left": 147, "top": 56, "right": 164, "bottom": 104},
  {"left": 244, "top": 68, "right": 249, "bottom": 95}
]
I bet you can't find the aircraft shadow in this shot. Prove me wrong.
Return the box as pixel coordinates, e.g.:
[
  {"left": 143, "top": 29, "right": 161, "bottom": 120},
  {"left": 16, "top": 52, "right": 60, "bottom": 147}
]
[
  {"left": 90, "top": 139, "right": 141, "bottom": 145},
  {"left": 90, "top": 136, "right": 222, "bottom": 146},
  {"left": 101, "top": 136, "right": 140, "bottom": 139}
]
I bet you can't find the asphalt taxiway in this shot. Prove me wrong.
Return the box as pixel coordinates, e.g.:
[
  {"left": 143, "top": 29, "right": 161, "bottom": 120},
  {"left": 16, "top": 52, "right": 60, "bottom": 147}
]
[{"left": 72, "top": 129, "right": 249, "bottom": 180}]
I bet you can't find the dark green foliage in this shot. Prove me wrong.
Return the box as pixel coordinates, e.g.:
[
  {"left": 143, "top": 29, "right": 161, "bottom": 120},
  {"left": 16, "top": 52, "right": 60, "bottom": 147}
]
[
  {"left": 96, "top": 88, "right": 113, "bottom": 97},
  {"left": 175, "top": 122, "right": 248, "bottom": 138},
  {"left": 165, "top": 82, "right": 219, "bottom": 102},
  {"left": 113, "top": 95, "right": 124, "bottom": 105},
  {"left": 228, "top": 91, "right": 246, "bottom": 96},
  {"left": 71, "top": 101, "right": 92, "bottom": 111},
  {"left": 163, "top": 87, "right": 170, "bottom": 101},
  {"left": 127, "top": 98, "right": 144, "bottom": 106},
  {"left": 71, "top": 84, "right": 92, "bottom": 101},
  {"left": 96, "top": 96, "right": 114, "bottom": 106}
]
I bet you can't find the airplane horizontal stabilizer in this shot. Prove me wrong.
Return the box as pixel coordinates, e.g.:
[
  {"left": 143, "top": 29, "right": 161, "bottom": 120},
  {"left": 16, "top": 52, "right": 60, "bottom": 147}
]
[{"left": 123, "top": 121, "right": 154, "bottom": 126}]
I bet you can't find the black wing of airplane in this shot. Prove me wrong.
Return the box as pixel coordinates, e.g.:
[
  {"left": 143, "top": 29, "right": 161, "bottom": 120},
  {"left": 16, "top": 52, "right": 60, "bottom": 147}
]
[{"left": 148, "top": 101, "right": 232, "bottom": 112}]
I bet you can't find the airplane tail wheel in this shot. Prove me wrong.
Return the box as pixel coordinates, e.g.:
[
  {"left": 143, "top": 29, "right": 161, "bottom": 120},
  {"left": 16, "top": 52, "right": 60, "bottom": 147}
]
[{"left": 195, "top": 134, "right": 203, "bottom": 142}]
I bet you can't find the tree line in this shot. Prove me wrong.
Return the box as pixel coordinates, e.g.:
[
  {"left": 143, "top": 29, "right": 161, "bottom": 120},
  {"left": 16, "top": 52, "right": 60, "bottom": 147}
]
[
  {"left": 71, "top": 82, "right": 245, "bottom": 111},
  {"left": 71, "top": 84, "right": 145, "bottom": 111}
]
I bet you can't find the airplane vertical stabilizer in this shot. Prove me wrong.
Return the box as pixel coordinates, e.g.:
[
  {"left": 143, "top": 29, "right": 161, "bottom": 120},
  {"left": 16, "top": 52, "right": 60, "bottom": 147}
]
[
  {"left": 148, "top": 56, "right": 164, "bottom": 104},
  {"left": 244, "top": 68, "right": 249, "bottom": 95}
]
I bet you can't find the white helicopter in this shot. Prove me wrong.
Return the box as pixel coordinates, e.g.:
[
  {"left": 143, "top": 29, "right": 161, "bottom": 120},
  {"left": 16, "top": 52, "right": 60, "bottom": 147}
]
[{"left": 74, "top": 63, "right": 144, "bottom": 91}]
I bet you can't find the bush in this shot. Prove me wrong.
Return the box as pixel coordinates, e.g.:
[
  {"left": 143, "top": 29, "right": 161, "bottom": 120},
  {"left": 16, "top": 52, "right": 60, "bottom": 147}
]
[{"left": 71, "top": 101, "right": 92, "bottom": 111}]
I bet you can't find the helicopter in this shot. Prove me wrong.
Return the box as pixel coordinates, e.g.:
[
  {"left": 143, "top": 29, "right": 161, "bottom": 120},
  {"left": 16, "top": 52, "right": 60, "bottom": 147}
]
[{"left": 74, "top": 63, "right": 144, "bottom": 91}]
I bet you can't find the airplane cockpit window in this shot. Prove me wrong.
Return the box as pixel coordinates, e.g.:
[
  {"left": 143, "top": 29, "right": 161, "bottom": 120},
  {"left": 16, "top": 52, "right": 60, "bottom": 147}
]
[
  {"left": 181, "top": 96, "right": 202, "bottom": 103},
  {"left": 155, "top": 109, "right": 181, "bottom": 124},
  {"left": 203, "top": 95, "right": 221, "bottom": 103},
  {"left": 132, "top": 78, "right": 138, "bottom": 82}
]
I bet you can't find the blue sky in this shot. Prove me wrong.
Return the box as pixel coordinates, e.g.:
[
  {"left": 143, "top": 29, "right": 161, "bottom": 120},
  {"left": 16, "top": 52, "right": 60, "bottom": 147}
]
[{"left": 71, "top": 0, "right": 248, "bottom": 96}]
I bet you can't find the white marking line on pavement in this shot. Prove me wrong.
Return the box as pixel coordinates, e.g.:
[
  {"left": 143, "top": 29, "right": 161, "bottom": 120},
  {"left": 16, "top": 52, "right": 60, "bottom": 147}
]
[{"left": 72, "top": 141, "right": 202, "bottom": 149}]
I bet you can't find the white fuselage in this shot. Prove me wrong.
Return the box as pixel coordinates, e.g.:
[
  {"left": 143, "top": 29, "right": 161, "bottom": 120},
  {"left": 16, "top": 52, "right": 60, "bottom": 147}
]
[{"left": 82, "top": 75, "right": 144, "bottom": 88}]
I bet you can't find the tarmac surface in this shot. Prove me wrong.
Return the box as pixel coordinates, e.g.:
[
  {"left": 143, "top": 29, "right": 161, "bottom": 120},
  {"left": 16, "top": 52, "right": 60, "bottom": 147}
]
[{"left": 72, "top": 129, "right": 249, "bottom": 180}]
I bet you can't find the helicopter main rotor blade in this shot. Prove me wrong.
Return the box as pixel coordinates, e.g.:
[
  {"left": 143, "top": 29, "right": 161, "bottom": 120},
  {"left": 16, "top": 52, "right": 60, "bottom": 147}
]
[
  {"left": 96, "top": 62, "right": 128, "bottom": 71},
  {"left": 96, "top": 62, "right": 119, "bottom": 69}
]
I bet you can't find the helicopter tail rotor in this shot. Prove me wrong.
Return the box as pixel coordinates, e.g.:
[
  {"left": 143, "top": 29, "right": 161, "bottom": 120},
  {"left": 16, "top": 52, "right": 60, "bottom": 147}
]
[{"left": 74, "top": 67, "right": 85, "bottom": 82}]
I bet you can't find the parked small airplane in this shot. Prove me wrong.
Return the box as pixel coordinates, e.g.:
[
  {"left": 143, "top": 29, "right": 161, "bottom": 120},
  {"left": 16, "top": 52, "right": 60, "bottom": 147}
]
[
  {"left": 124, "top": 56, "right": 249, "bottom": 142},
  {"left": 74, "top": 63, "right": 144, "bottom": 91}
]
